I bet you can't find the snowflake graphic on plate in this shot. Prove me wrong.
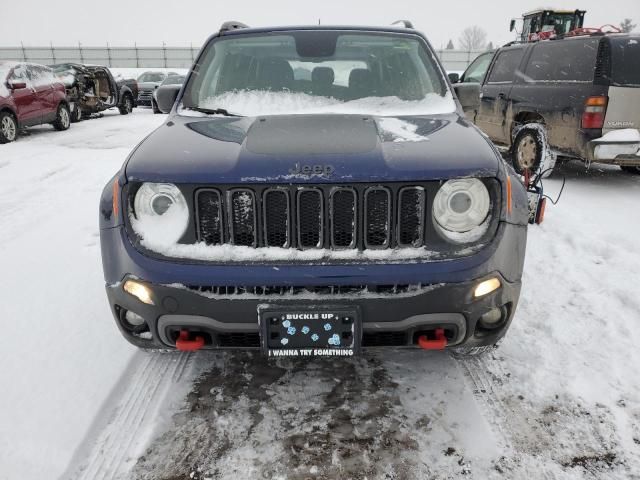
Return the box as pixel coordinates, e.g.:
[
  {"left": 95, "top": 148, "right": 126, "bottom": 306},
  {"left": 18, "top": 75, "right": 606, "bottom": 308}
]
[
  {"left": 280, "top": 338, "right": 289, "bottom": 346},
  {"left": 323, "top": 323, "right": 332, "bottom": 331},
  {"left": 282, "top": 320, "right": 291, "bottom": 328},
  {"left": 287, "top": 326, "right": 296, "bottom": 335},
  {"left": 311, "top": 333, "right": 319, "bottom": 342},
  {"left": 328, "top": 334, "right": 341, "bottom": 346},
  {"left": 301, "top": 326, "right": 310, "bottom": 334}
]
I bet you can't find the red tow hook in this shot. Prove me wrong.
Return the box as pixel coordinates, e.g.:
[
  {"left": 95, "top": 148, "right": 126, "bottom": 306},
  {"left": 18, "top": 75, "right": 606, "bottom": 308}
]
[
  {"left": 418, "top": 328, "right": 448, "bottom": 351},
  {"left": 175, "top": 329, "right": 205, "bottom": 352}
]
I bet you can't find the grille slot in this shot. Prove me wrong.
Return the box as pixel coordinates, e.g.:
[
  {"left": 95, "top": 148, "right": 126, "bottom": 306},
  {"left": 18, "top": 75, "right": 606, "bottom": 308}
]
[
  {"left": 362, "top": 331, "right": 407, "bottom": 347},
  {"left": 217, "top": 332, "right": 260, "bottom": 347},
  {"left": 364, "top": 187, "right": 391, "bottom": 248},
  {"left": 196, "top": 189, "right": 223, "bottom": 245},
  {"left": 397, "top": 187, "right": 425, "bottom": 247},
  {"left": 330, "top": 188, "right": 356, "bottom": 249},
  {"left": 188, "top": 284, "right": 420, "bottom": 297},
  {"left": 297, "top": 188, "right": 323, "bottom": 249},
  {"left": 263, "top": 189, "right": 290, "bottom": 247},
  {"left": 228, "top": 189, "right": 257, "bottom": 247}
]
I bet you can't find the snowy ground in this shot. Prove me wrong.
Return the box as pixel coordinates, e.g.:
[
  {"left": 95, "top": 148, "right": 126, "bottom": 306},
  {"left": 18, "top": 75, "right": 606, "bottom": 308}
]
[{"left": 1, "top": 108, "right": 640, "bottom": 480}]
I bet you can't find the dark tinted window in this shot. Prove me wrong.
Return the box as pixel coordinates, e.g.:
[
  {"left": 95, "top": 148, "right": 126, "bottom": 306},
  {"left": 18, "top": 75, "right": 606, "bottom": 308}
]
[
  {"left": 610, "top": 37, "right": 640, "bottom": 86},
  {"left": 524, "top": 38, "right": 599, "bottom": 82},
  {"left": 486, "top": 48, "right": 524, "bottom": 83}
]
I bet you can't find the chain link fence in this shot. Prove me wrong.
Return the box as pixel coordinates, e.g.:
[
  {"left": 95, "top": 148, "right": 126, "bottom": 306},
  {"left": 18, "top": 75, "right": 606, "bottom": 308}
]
[{"left": 0, "top": 45, "right": 487, "bottom": 72}]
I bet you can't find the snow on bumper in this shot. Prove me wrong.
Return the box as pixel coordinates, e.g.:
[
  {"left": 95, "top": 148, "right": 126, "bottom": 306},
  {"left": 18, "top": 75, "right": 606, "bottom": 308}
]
[{"left": 590, "top": 128, "right": 640, "bottom": 164}]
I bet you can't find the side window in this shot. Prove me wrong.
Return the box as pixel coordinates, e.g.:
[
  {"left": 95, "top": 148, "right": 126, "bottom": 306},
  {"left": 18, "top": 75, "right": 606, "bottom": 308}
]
[
  {"left": 486, "top": 49, "right": 524, "bottom": 84},
  {"left": 524, "top": 39, "right": 599, "bottom": 82},
  {"left": 462, "top": 53, "right": 492, "bottom": 83},
  {"left": 8, "top": 64, "right": 31, "bottom": 86}
]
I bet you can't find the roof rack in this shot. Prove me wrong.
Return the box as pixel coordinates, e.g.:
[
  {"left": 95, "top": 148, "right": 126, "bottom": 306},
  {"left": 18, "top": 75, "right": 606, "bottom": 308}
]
[
  {"left": 392, "top": 20, "right": 414, "bottom": 29},
  {"left": 220, "top": 21, "right": 250, "bottom": 33}
]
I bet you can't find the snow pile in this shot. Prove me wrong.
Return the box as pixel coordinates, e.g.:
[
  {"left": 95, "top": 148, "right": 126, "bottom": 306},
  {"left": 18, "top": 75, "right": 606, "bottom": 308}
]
[
  {"left": 197, "top": 90, "right": 456, "bottom": 117},
  {"left": 0, "top": 110, "right": 166, "bottom": 480},
  {"left": 594, "top": 129, "right": 640, "bottom": 160},
  {"left": 377, "top": 117, "right": 428, "bottom": 142}
]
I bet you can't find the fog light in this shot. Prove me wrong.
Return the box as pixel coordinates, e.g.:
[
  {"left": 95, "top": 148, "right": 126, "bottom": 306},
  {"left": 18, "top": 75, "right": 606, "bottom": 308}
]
[
  {"left": 123, "top": 280, "right": 155, "bottom": 305},
  {"left": 474, "top": 277, "right": 501, "bottom": 298},
  {"left": 480, "top": 307, "right": 503, "bottom": 326},
  {"left": 125, "top": 310, "right": 146, "bottom": 326}
]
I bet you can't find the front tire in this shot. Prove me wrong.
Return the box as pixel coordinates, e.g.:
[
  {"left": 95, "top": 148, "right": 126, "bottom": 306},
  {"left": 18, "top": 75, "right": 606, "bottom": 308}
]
[
  {"left": 119, "top": 94, "right": 133, "bottom": 115},
  {"left": 52, "top": 103, "right": 71, "bottom": 131},
  {"left": 70, "top": 104, "right": 83, "bottom": 123},
  {"left": 0, "top": 111, "right": 18, "bottom": 143},
  {"left": 621, "top": 166, "right": 640, "bottom": 174},
  {"left": 511, "top": 124, "right": 556, "bottom": 178}
]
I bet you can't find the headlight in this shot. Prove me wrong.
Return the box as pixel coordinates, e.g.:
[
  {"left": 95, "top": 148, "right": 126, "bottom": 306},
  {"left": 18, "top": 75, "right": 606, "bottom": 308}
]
[
  {"left": 131, "top": 183, "right": 188, "bottom": 246},
  {"left": 433, "top": 178, "right": 491, "bottom": 243}
]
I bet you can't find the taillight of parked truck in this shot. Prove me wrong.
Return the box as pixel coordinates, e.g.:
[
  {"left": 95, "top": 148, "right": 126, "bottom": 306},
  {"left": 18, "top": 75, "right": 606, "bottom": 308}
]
[{"left": 582, "top": 96, "right": 608, "bottom": 129}]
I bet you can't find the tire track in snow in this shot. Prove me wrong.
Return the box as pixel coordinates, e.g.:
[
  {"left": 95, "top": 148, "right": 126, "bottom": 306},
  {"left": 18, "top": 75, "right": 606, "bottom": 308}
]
[{"left": 72, "top": 352, "right": 192, "bottom": 480}]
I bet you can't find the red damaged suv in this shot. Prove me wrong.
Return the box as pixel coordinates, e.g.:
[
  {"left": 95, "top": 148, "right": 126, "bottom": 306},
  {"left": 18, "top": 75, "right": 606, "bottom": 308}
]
[{"left": 0, "top": 61, "right": 71, "bottom": 144}]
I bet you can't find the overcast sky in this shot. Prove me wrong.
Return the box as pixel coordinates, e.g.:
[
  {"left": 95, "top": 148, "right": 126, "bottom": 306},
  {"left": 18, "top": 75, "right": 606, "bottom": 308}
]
[{"left": 0, "top": 0, "right": 637, "bottom": 49}]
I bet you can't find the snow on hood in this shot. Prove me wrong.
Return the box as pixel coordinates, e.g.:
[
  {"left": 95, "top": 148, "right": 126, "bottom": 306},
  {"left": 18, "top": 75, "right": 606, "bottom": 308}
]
[
  {"left": 196, "top": 90, "right": 457, "bottom": 117},
  {"left": 377, "top": 117, "right": 428, "bottom": 143}
]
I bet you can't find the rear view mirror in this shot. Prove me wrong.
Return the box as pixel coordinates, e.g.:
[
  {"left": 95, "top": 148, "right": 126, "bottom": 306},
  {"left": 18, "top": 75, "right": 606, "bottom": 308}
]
[
  {"left": 8, "top": 81, "right": 27, "bottom": 90},
  {"left": 156, "top": 85, "right": 181, "bottom": 113},
  {"left": 453, "top": 83, "right": 481, "bottom": 110},
  {"left": 510, "top": 19, "right": 516, "bottom": 32},
  {"left": 448, "top": 73, "right": 460, "bottom": 84}
]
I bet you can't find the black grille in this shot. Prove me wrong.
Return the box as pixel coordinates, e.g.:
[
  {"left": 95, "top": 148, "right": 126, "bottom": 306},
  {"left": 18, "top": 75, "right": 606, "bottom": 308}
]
[
  {"left": 297, "top": 189, "right": 323, "bottom": 248},
  {"left": 365, "top": 188, "right": 391, "bottom": 248},
  {"left": 263, "top": 189, "right": 289, "bottom": 247},
  {"left": 331, "top": 188, "right": 356, "bottom": 248},
  {"left": 228, "top": 189, "right": 256, "bottom": 246},
  {"left": 188, "top": 284, "right": 419, "bottom": 297},
  {"left": 196, "top": 190, "right": 223, "bottom": 245},
  {"left": 193, "top": 182, "right": 492, "bottom": 253},
  {"left": 397, "top": 187, "right": 425, "bottom": 247}
]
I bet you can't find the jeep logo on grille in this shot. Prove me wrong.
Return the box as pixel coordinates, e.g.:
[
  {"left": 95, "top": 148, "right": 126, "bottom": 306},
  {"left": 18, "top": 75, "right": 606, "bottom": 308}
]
[{"left": 289, "top": 163, "right": 335, "bottom": 177}]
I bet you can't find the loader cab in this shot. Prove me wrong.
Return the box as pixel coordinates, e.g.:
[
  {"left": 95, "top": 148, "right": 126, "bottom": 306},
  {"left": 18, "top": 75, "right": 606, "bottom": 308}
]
[{"left": 512, "top": 9, "right": 586, "bottom": 42}]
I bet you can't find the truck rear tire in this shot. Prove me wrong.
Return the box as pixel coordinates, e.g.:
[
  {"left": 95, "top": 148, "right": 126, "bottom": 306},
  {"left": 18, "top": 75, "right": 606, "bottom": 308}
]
[
  {"left": 119, "top": 94, "right": 133, "bottom": 115},
  {"left": 70, "top": 104, "right": 82, "bottom": 123},
  {"left": 511, "top": 124, "right": 556, "bottom": 178}
]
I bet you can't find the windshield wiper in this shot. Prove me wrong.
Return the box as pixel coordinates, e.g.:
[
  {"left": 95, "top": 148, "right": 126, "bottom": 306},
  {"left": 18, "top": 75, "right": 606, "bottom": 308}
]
[{"left": 185, "top": 106, "right": 242, "bottom": 117}]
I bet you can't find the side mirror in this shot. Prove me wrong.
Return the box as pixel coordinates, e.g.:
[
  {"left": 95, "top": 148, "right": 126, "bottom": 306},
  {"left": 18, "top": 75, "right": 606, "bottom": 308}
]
[
  {"left": 447, "top": 73, "right": 460, "bottom": 84},
  {"left": 8, "top": 81, "right": 27, "bottom": 90},
  {"left": 510, "top": 19, "right": 516, "bottom": 32},
  {"left": 453, "top": 83, "right": 481, "bottom": 110},
  {"left": 156, "top": 85, "right": 181, "bottom": 113}
]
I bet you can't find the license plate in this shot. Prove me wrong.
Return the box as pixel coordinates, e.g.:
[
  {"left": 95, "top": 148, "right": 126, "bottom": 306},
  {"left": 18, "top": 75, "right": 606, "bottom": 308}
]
[{"left": 259, "top": 306, "right": 361, "bottom": 358}]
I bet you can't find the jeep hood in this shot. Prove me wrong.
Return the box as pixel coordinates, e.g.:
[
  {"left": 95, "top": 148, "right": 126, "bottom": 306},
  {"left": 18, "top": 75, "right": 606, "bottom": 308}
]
[{"left": 125, "top": 114, "right": 501, "bottom": 183}]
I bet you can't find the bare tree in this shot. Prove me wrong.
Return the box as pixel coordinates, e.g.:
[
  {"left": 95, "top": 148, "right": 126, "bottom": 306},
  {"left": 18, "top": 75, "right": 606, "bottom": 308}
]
[
  {"left": 486, "top": 41, "right": 494, "bottom": 51},
  {"left": 459, "top": 26, "right": 488, "bottom": 51},
  {"left": 619, "top": 18, "right": 636, "bottom": 33}
]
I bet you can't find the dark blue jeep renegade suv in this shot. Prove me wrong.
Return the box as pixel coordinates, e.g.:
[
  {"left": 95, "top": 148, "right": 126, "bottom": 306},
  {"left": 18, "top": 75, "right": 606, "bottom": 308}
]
[{"left": 99, "top": 23, "right": 529, "bottom": 356}]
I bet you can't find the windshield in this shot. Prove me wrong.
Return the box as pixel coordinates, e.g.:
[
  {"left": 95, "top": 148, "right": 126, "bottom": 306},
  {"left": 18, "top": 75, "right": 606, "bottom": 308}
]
[
  {"left": 138, "top": 72, "right": 166, "bottom": 83},
  {"left": 181, "top": 31, "right": 454, "bottom": 116},
  {"left": 162, "top": 75, "right": 185, "bottom": 85},
  {"left": 611, "top": 37, "right": 640, "bottom": 87}
]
